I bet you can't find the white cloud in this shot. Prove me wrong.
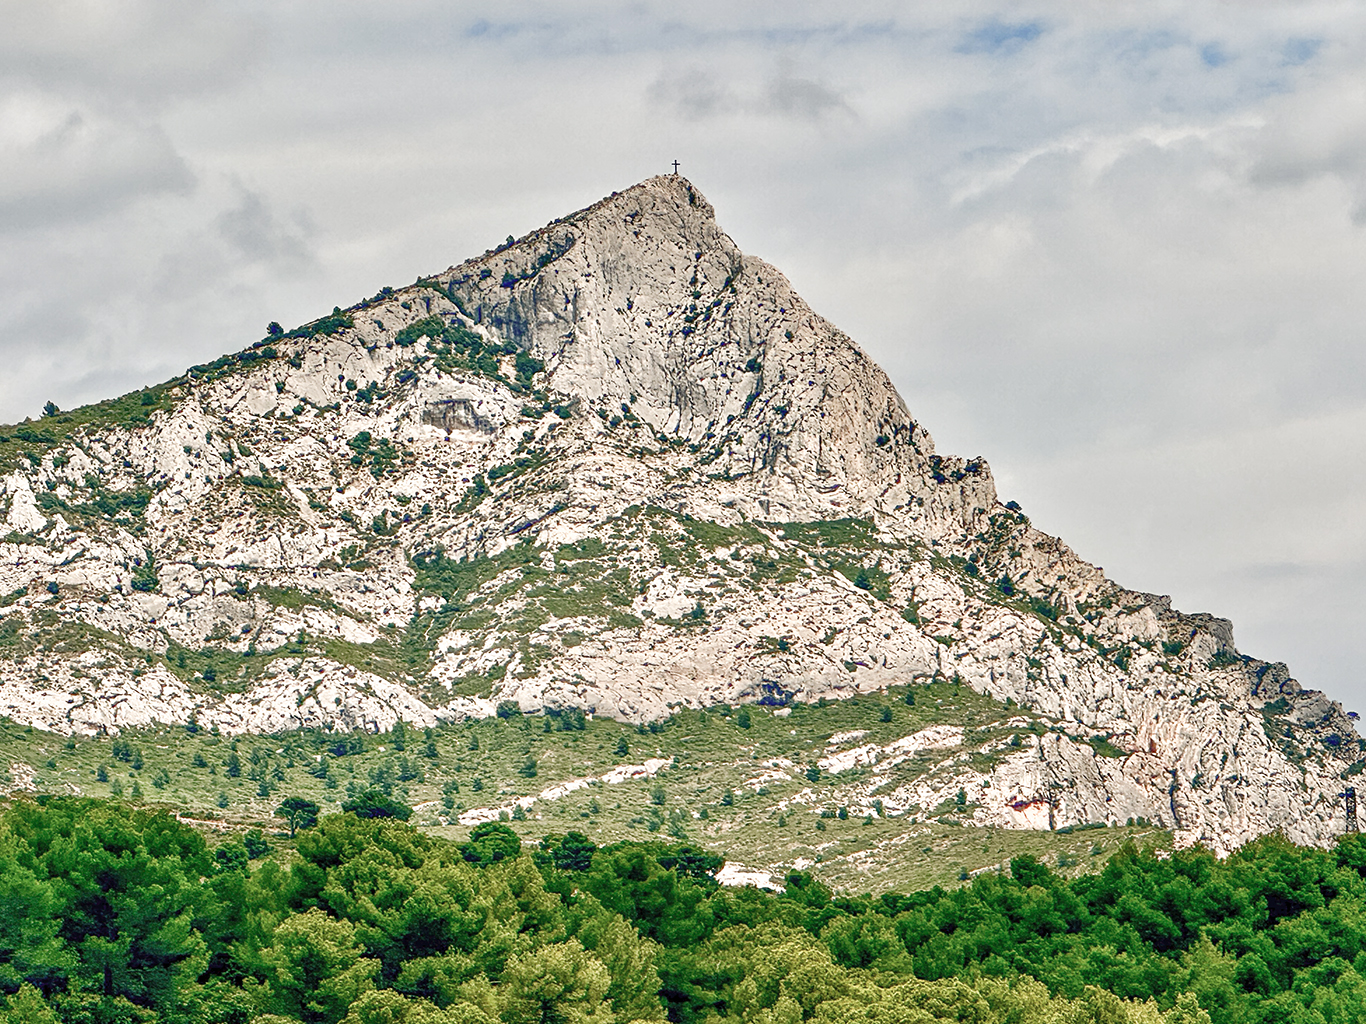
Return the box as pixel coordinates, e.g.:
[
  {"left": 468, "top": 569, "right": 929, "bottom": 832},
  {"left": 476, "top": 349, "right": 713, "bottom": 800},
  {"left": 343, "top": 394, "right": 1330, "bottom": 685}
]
[
  {"left": 1249, "top": 65, "right": 1366, "bottom": 219},
  {"left": 0, "top": 0, "right": 261, "bottom": 101}
]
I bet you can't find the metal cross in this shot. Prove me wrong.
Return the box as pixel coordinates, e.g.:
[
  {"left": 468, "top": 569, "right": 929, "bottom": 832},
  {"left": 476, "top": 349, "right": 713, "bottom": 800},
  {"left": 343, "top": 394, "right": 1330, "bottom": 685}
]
[{"left": 672, "top": 160, "right": 680, "bottom": 175}]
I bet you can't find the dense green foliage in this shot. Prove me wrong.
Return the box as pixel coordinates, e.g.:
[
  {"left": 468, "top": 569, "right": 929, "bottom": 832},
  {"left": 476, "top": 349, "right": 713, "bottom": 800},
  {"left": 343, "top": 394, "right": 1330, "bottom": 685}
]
[
  {"left": 0, "top": 799, "right": 1364, "bottom": 1024},
  {"left": 559, "top": 835, "right": 1366, "bottom": 1024}
]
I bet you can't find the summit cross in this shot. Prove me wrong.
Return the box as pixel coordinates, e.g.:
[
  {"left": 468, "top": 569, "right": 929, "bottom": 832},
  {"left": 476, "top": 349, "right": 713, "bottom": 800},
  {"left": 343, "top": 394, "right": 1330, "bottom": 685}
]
[{"left": 672, "top": 160, "right": 680, "bottom": 174}]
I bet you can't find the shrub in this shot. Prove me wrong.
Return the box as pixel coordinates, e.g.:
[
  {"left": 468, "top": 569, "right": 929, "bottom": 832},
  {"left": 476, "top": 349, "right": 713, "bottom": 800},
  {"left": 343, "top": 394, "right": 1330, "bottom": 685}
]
[
  {"left": 243, "top": 829, "right": 269, "bottom": 858},
  {"left": 130, "top": 557, "right": 160, "bottom": 593},
  {"left": 215, "top": 844, "right": 248, "bottom": 874},
  {"left": 283, "top": 307, "right": 352, "bottom": 339},
  {"left": 460, "top": 821, "right": 522, "bottom": 865},
  {"left": 341, "top": 790, "right": 411, "bottom": 821},
  {"left": 547, "top": 831, "right": 597, "bottom": 872}
]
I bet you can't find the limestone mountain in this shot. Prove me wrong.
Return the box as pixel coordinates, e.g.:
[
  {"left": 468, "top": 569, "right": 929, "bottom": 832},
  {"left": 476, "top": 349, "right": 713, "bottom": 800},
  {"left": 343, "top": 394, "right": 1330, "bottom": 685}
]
[{"left": 0, "top": 175, "right": 1357, "bottom": 853}]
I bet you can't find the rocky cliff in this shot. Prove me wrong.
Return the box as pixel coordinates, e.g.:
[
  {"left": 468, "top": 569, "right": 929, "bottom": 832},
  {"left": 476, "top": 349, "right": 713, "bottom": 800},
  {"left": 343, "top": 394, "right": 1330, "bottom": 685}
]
[{"left": 0, "top": 175, "right": 1357, "bottom": 853}]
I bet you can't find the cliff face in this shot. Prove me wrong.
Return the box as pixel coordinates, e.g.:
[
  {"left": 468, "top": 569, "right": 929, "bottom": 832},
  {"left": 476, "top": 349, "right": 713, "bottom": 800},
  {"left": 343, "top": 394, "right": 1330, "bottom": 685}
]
[{"left": 0, "top": 175, "right": 1357, "bottom": 853}]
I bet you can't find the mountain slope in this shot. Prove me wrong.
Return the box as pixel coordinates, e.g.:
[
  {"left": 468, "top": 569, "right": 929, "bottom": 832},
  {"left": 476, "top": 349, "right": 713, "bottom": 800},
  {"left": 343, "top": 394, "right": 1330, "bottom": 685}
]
[{"left": 0, "top": 174, "right": 1357, "bottom": 853}]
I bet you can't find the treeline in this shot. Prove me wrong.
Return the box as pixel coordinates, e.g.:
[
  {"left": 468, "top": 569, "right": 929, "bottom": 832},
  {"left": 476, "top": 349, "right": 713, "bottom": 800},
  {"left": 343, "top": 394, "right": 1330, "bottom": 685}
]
[{"left": 0, "top": 799, "right": 1363, "bottom": 1024}]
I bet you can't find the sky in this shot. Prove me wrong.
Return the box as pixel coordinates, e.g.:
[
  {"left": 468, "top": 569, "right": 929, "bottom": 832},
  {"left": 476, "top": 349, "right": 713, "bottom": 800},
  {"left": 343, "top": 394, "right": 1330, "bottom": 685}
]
[{"left": 3, "top": 1, "right": 1364, "bottom": 711}]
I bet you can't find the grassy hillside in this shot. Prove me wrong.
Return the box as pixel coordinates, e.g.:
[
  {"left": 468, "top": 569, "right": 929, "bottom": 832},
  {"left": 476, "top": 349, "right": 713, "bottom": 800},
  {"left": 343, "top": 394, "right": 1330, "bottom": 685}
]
[{"left": 0, "top": 685, "right": 1168, "bottom": 894}]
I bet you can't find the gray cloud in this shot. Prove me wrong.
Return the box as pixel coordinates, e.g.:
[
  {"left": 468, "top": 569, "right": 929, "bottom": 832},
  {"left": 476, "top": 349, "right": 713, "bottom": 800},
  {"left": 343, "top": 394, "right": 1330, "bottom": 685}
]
[
  {"left": 764, "top": 58, "right": 852, "bottom": 119},
  {"left": 648, "top": 54, "right": 851, "bottom": 122},
  {"left": 214, "top": 185, "right": 315, "bottom": 270},
  {"left": 0, "top": 92, "right": 192, "bottom": 229},
  {"left": 0, "top": 0, "right": 261, "bottom": 101},
  {"left": 648, "top": 68, "right": 738, "bottom": 119},
  {"left": 1248, "top": 67, "right": 1366, "bottom": 219}
]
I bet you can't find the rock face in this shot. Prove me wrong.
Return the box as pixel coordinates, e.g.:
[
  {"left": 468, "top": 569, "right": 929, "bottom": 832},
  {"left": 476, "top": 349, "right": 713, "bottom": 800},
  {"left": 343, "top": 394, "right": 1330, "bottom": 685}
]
[{"left": 0, "top": 175, "right": 1358, "bottom": 853}]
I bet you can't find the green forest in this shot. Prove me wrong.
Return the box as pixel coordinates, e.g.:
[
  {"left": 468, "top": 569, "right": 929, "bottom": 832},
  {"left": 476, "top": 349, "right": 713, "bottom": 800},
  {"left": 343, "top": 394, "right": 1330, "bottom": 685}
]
[{"left": 0, "top": 798, "right": 1363, "bottom": 1024}]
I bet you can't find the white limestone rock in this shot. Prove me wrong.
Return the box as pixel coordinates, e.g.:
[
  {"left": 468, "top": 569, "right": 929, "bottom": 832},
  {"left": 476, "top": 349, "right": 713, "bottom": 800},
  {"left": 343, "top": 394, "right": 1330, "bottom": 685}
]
[{"left": 0, "top": 175, "right": 1355, "bottom": 855}]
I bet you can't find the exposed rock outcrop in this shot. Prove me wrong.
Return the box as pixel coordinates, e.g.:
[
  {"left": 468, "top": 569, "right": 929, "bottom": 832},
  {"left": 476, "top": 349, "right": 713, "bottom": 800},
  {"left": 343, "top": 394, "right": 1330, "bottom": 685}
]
[{"left": 0, "top": 175, "right": 1356, "bottom": 854}]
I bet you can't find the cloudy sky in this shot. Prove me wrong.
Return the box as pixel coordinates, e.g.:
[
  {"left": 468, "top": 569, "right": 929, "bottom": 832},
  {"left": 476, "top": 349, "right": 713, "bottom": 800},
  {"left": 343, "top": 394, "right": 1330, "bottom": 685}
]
[{"left": 4, "top": 1, "right": 1364, "bottom": 710}]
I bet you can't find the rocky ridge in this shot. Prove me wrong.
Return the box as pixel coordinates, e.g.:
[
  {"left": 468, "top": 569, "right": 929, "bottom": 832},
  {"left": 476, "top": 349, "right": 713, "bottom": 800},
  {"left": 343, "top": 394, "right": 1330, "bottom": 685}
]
[{"left": 0, "top": 175, "right": 1358, "bottom": 854}]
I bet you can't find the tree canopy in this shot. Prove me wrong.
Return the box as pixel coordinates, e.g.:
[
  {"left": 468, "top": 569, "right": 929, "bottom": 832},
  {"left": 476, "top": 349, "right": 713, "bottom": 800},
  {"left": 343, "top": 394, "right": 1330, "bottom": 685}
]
[
  {"left": 0, "top": 798, "right": 1364, "bottom": 1024},
  {"left": 276, "top": 797, "right": 322, "bottom": 836},
  {"left": 340, "top": 791, "right": 412, "bottom": 821}
]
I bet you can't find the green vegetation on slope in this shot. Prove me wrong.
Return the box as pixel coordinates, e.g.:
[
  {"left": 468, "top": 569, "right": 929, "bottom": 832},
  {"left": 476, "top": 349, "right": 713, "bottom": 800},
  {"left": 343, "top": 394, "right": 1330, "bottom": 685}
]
[
  {"left": 431, "top": 689, "right": 1152, "bottom": 896},
  {"left": 0, "top": 690, "right": 1154, "bottom": 896},
  {"left": 0, "top": 385, "right": 184, "bottom": 474},
  {"left": 0, "top": 798, "right": 1362, "bottom": 1024},
  {"left": 0, "top": 300, "right": 359, "bottom": 472}
]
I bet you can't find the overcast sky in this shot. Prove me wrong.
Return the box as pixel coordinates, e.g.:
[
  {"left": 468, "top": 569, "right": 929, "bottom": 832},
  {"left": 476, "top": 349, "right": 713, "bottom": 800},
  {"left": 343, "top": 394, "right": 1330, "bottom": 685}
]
[{"left": 3, "top": 1, "right": 1364, "bottom": 711}]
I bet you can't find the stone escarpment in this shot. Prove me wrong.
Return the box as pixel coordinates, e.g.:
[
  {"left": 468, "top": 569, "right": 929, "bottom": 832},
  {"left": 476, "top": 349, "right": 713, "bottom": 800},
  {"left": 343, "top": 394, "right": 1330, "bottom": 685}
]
[{"left": 0, "top": 175, "right": 1357, "bottom": 854}]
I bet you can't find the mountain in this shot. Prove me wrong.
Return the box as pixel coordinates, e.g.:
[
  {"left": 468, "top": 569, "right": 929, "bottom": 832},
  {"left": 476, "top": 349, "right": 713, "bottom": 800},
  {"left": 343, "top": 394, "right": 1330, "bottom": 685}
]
[{"left": 0, "top": 175, "right": 1357, "bottom": 854}]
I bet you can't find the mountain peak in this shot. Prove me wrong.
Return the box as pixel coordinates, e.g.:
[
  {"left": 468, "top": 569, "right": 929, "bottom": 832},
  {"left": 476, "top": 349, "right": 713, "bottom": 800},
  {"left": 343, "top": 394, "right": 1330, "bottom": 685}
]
[
  {"left": 0, "top": 178, "right": 1356, "bottom": 855},
  {"left": 404, "top": 176, "right": 960, "bottom": 524}
]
